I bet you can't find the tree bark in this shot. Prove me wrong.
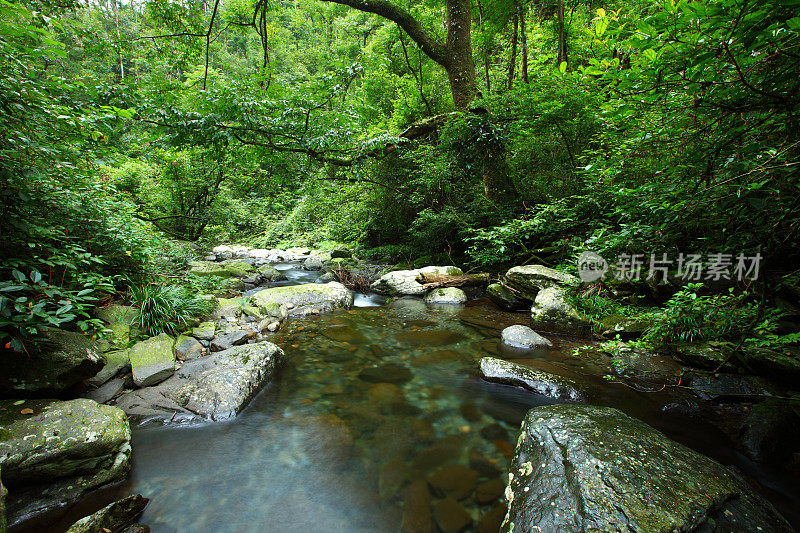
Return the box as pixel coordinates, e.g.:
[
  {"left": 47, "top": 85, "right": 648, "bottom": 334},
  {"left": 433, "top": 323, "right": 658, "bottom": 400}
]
[
  {"left": 507, "top": 12, "right": 517, "bottom": 90},
  {"left": 556, "top": 0, "right": 567, "bottom": 67},
  {"left": 519, "top": 4, "right": 528, "bottom": 83}
]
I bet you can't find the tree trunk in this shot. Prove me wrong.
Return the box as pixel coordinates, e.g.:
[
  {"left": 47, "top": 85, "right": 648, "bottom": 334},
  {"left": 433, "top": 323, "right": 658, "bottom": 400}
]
[
  {"left": 416, "top": 272, "right": 491, "bottom": 289},
  {"left": 507, "top": 12, "right": 517, "bottom": 90},
  {"left": 519, "top": 4, "right": 528, "bottom": 83},
  {"left": 557, "top": 0, "right": 567, "bottom": 67}
]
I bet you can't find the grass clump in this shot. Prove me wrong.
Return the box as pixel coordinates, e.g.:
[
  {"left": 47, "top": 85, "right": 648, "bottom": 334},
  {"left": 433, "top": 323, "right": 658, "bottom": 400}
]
[{"left": 129, "top": 282, "right": 213, "bottom": 336}]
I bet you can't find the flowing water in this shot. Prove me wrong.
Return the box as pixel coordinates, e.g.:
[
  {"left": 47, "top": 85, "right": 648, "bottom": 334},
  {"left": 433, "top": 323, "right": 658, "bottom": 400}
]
[{"left": 23, "top": 265, "right": 800, "bottom": 532}]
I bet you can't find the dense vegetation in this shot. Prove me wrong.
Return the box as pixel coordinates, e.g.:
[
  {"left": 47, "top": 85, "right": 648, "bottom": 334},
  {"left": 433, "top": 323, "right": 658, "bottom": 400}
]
[{"left": 1, "top": 0, "right": 799, "bottom": 352}]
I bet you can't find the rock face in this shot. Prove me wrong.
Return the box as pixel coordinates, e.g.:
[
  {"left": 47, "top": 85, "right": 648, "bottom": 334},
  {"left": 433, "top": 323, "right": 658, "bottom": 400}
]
[
  {"left": 424, "top": 287, "right": 467, "bottom": 305},
  {"left": 66, "top": 494, "right": 149, "bottom": 533},
  {"left": 744, "top": 347, "right": 800, "bottom": 385},
  {"left": 115, "top": 342, "right": 285, "bottom": 423},
  {"left": 0, "top": 399, "right": 131, "bottom": 527},
  {"left": 502, "top": 405, "right": 792, "bottom": 533},
  {"left": 530, "top": 287, "right": 590, "bottom": 334},
  {"left": 252, "top": 282, "right": 353, "bottom": 316},
  {"left": 479, "top": 357, "right": 584, "bottom": 401},
  {"left": 370, "top": 266, "right": 463, "bottom": 296},
  {"left": 503, "top": 265, "right": 578, "bottom": 301},
  {"left": 486, "top": 283, "right": 529, "bottom": 311},
  {"left": 129, "top": 333, "right": 175, "bottom": 387},
  {"left": 500, "top": 325, "right": 552, "bottom": 350},
  {"left": 0, "top": 328, "right": 104, "bottom": 396}
]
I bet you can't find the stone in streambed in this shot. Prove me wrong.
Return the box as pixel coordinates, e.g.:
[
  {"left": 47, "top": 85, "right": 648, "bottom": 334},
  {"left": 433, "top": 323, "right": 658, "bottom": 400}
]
[
  {"left": 475, "top": 478, "right": 505, "bottom": 505},
  {"left": 210, "top": 330, "right": 248, "bottom": 352},
  {"left": 477, "top": 506, "right": 507, "bottom": 533},
  {"left": 738, "top": 399, "right": 800, "bottom": 464},
  {"left": 530, "top": 287, "right": 591, "bottom": 334},
  {"left": 486, "top": 283, "right": 529, "bottom": 311},
  {"left": 479, "top": 357, "right": 585, "bottom": 401},
  {"left": 66, "top": 494, "right": 149, "bottom": 533},
  {"left": 371, "top": 266, "right": 463, "bottom": 296},
  {"left": 428, "top": 465, "right": 478, "bottom": 500},
  {"left": 252, "top": 282, "right": 353, "bottom": 316},
  {"left": 89, "top": 348, "right": 130, "bottom": 387},
  {"left": 401, "top": 479, "right": 433, "bottom": 533},
  {"left": 502, "top": 404, "right": 792, "bottom": 532},
  {"left": 129, "top": 333, "right": 175, "bottom": 387},
  {"left": 433, "top": 497, "right": 472, "bottom": 533},
  {"left": 504, "top": 264, "right": 579, "bottom": 300},
  {"left": 256, "top": 264, "right": 287, "bottom": 281},
  {"left": 424, "top": 287, "right": 467, "bottom": 305},
  {"left": 358, "top": 363, "right": 413, "bottom": 384},
  {"left": 83, "top": 377, "right": 125, "bottom": 404},
  {"left": 191, "top": 321, "right": 216, "bottom": 341},
  {"left": 395, "top": 330, "right": 465, "bottom": 347},
  {"left": 500, "top": 325, "right": 552, "bottom": 350}
]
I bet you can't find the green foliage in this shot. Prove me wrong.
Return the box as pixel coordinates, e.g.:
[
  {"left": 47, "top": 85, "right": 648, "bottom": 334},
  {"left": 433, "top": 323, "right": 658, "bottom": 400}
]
[{"left": 128, "top": 282, "right": 213, "bottom": 336}]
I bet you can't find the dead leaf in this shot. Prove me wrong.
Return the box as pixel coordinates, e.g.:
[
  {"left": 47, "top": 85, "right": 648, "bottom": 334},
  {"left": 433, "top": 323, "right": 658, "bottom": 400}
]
[{"left": 20, "top": 408, "right": 34, "bottom": 415}]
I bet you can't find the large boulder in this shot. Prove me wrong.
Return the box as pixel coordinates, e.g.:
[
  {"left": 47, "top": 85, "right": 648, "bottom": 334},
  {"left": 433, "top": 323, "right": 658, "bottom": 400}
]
[
  {"left": 66, "top": 494, "right": 149, "bottom": 533},
  {"left": 503, "top": 264, "right": 578, "bottom": 301},
  {"left": 479, "top": 357, "right": 584, "bottom": 401},
  {"left": 370, "top": 266, "right": 463, "bottom": 296},
  {"left": 500, "top": 325, "right": 552, "bottom": 350},
  {"left": 128, "top": 333, "right": 175, "bottom": 387},
  {"left": 252, "top": 282, "right": 353, "bottom": 316},
  {"left": 95, "top": 304, "right": 138, "bottom": 325},
  {"left": 220, "top": 259, "right": 255, "bottom": 278},
  {"left": 187, "top": 260, "right": 234, "bottom": 278},
  {"left": 530, "top": 287, "right": 590, "bottom": 334},
  {"left": 0, "top": 328, "right": 104, "bottom": 396},
  {"left": 486, "top": 283, "right": 529, "bottom": 311},
  {"left": 0, "top": 399, "right": 131, "bottom": 527},
  {"left": 502, "top": 405, "right": 792, "bottom": 532},
  {"left": 211, "top": 245, "right": 234, "bottom": 260},
  {"left": 257, "top": 264, "right": 287, "bottom": 281},
  {"left": 115, "top": 342, "right": 285, "bottom": 424},
  {"left": 424, "top": 287, "right": 467, "bottom": 305}
]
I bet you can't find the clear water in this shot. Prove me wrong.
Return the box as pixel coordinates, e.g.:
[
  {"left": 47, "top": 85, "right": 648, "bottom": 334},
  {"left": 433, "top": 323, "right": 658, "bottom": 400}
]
[{"left": 21, "top": 267, "right": 800, "bottom": 532}]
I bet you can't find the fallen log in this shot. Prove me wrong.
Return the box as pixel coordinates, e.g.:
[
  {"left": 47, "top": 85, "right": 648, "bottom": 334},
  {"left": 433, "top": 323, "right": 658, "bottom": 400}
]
[{"left": 416, "top": 272, "right": 491, "bottom": 290}]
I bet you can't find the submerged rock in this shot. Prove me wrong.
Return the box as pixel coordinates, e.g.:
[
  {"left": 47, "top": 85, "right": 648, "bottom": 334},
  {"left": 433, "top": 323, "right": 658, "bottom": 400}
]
[
  {"left": 486, "top": 283, "right": 529, "bottom": 311},
  {"left": 115, "top": 342, "right": 285, "bottom": 423},
  {"left": 502, "top": 405, "right": 792, "bottom": 532},
  {"left": 129, "top": 333, "right": 175, "bottom": 387},
  {"left": 424, "top": 287, "right": 467, "bottom": 305},
  {"left": 504, "top": 264, "right": 579, "bottom": 301},
  {"left": 370, "top": 266, "right": 463, "bottom": 296},
  {"left": 252, "top": 282, "right": 353, "bottom": 316},
  {"left": 0, "top": 328, "right": 104, "bottom": 396},
  {"left": 530, "top": 287, "right": 590, "bottom": 334},
  {"left": 66, "top": 494, "right": 149, "bottom": 533},
  {"left": 500, "top": 325, "right": 552, "bottom": 350},
  {"left": 738, "top": 399, "right": 800, "bottom": 464},
  {"left": 433, "top": 497, "right": 472, "bottom": 533},
  {"left": 0, "top": 399, "right": 131, "bottom": 527},
  {"left": 479, "top": 357, "right": 585, "bottom": 401}
]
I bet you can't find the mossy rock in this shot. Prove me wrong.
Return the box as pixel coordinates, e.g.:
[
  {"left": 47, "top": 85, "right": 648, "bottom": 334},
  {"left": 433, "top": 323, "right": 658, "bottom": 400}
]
[
  {"left": 188, "top": 261, "right": 233, "bottom": 278},
  {"left": 256, "top": 264, "right": 287, "bottom": 281},
  {"left": 95, "top": 304, "right": 138, "bottom": 325},
  {"left": 88, "top": 349, "right": 131, "bottom": 387},
  {"left": 486, "top": 283, "right": 529, "bottom": 311},
  {"left": 530, "top": 287, "right": 591, "bottom": 335},
  {"left": 370, "top": 266, "right": 463, "bottom": 296},
  {"left": 743, "top": 347, "right": 800, "bottom": 385},
  {"left": 128, "top": 333, "right": 175, "bottom": 387},
  {"left": 220, "top": 259, "right": 256, "bottom": 278},
  {"left": 252, "top": 282, "right": 353, "bottom": 316},
  {"left": 504, "top": 264, "right": 579, "bottom": 301},
  {"left": 191, "top": 321, "right": 216, "bottom": 341}
]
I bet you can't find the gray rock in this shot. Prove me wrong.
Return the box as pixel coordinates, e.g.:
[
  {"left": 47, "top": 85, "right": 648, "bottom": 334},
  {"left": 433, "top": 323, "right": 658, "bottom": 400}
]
[
  {"left": 371, "top": 266, "right": 463, "bottom": 296},
  {"left": 129, "top": 334, "right": 175, "bottom": 387},
  {"left": 601, "top": 342, "right": 684, "bottom": 387},
  {"left": 0, "top": 328, "right": 104, "bottom": 395},
  {"left": 486, "top": 283, "right": 529, "bottom": 311},
  {"left": 504, "top": 264, "right": 579, "bottom": 300},
  {"left": 95, "top": 304, "right": 138, "bottom": 325},
  {"left": 174, "top": 334, "right": 203, "bottom": 360},
  {"left": 252, "top": 282, "right": 353, "bottom": 316},
  {"left": 674, "top": 342, "right": 736, "bottom": 371},
  {"left": 191, "top": 321, "right": 216, "bottom": 341},
  {"left": 502, "top": 405, "right": 792, "bottom": 532},
  {"left": 500, "top": 325, "right": 552, "bottom": 350},
  {"left": 66, "top": 494, "right": 149, "bottom": 533},
  {"left": 89, "top": 348, "right": 130, "bottom": 387},
  {"left": 83, "top": 378, "right": 125, "bottom": 404},
  {"left": 187, "top": 260, "right": 234, "bottom": 278},
  {"left": 115, "top": 342, "right": 285, "bottom": 423},
  {"left": 210, "top": 330, "right": 249, "bottom": 351},
  {"left": 479, "top": 357, "right": 584, "bottom": 401},
  {"left": 530, "top": 287, "right": 591, "bottom": 334},
  {"left": 424, "top": 287, "right": 467, "bottom": 305},
  {"left": 257, "top": 264, "right": 287, "bottom": 281},
  {"left": 211, "top": 245, "right": 234, "bottom": 260},
  {"left": 303, "top": 257, "right": 323, "bottom": 271},
  {"left": 220, "top": 259, "right": 255, "bottom": 277},
  {"left": 682, "top": 371, "right": 780, "bottom": 402},
  {"left": 0, "top": 399, "right": 131, "bottom": 528}
]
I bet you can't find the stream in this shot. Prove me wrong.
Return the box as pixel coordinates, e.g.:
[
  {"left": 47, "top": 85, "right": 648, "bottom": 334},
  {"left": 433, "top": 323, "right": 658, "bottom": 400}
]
[{"left": 32, "top": 263, "right": 800, "bottom": 532}]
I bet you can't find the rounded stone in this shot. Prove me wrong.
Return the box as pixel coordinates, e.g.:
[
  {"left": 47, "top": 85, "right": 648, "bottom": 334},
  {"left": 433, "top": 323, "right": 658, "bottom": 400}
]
[
  {"left": 424, "top": 287, "right": 467, "bottom": 305},
  {"left": 500, "top": 325, "right": 553, "bottom": 350}
]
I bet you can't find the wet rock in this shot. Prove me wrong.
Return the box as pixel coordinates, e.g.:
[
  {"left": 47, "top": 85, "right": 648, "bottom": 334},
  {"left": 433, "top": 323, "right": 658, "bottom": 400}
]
[
  {"left": 424, "top": 287, "right": 467, "bottom": 305},
  {"left": 500, "top": 325, "right": 552, "bottom": 350},
  {"left": 303, "top": 257, "right": 323, "bottom": 271},
  {"left": 433, "top": 497, "right": 472, "bottom": 533},
  {"left": 252, "top": 282, "right": 353, "bottom": 316},
  {"left": 682, "top": 371, "right": 780, "bottom": 402},
  {"left": 395, "top": 330, "right": 465, "bottom": 347},
  {"left": 0, "top": 399, "right": 131, "bottom": 527},
  {"left": 674, "top": 342, "right": 735, "bottom": 371},
  {"left": 412, "top": 437, "right": 464, "bottom": 471},
  {"left": 219, "top": 259, "right": 256, "bottom": 277},
  {"left": 358, "top": 363, "right": 413, "bottom": 384},
  {"left": 428, "top": 465, "right": 479, "bottom": 500},
  {"left": 504, "top": 264, "right": 579, "bottom": 301},
  {"left": 475, "top": 478, "right": 505, "bottom": 505},
  {"left": 401, "top": 479, "right": 433, "bottom": 533},
  {"left": 479, "top": 423, "right": 509, "bottom": 443},
  {"left": 0, "top": 327, "right": 104, "bottom": 396},
  {"left": 66, "top": 494, "right": 149, "bottom": 533},
  {"left": 486, "top": 283, "right": 529, "bottom": 311},
  {"left": 743, "top": 347, "right": 800, "bottom": 385},
  {"left": 503, "top": 404, "right": 792, "bottom": 532},
  {"left": 83, "top": 377, "right": 125, "bottom": 404},
  {"left": 371, "top": 266, "right": 463, "bottom": 296},
  {"left": 302, "top": 414, "right": 354, "bottom": 469},
  {"left": 257, "top": 264, "right": 287, "bottom": 281},
  {"left": 410, "top": 350, "right": 463, "bottom": 367},
  {"left": 477, "top": 505, "right": 506, "bottom": 533},
  {"left": 366, "top": 382, "right": 406, "bottom": 409},
  {"left": 187, "top": 260, "right": 234, "bottom": 278},
  {"left": 379, "top": 456, "right": 408, "bottom": 501},
  {"left": 602, "top": 342, "right": 684, "bottom": 386},
  {"left": 530, "top": 287, "right": 590, "bottom": 335},
  {"left": 174, "top": 334, "right": 203, "bottom": 360},
  {"left": 89, "top": 348, "right": 130, "bottom": 387},
  {"left": 598, "top": 314, "right": 649, "bottom": 340},
  {"left": 115, "top": 342, "right": 285, "bottom": 423},
  {"left": 129, "top": 334, "right": 175, "bottom": 387},
  {"left": 479, "top": 357, "right": 585, "bottom": 401},
  {"left": 210, "top": 330, "right": 248, "bottom": 352},
  {"left": 469, "top": 450, "right": 502, "bottom": 479},
  {"left": 321, "top": 325, "right": 368, "bottom": 343},
  {"left": 738, "top": 399, "right": 800, "bottom": 464}
]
